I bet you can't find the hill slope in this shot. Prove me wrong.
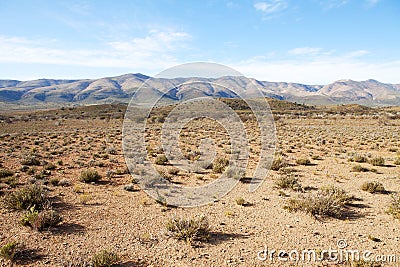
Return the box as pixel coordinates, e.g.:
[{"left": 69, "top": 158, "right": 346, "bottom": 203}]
[{"left": 0, "top": 74, "right": 399, "bottom": 109}]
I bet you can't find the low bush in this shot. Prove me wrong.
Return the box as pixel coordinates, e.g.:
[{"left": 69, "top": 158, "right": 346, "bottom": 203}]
[
  {"left": 21, "top": 206, "right": 62, "bottom": 231},
  {"left": 225, "top": 166, "right": 245, "bottom": 180},
  {"left": 361, "top": 181, "right": 386, "bottom": 194},
  {"left": 0, "top": 168, "right": 14, "bottom": 178},
  {"left": 349, "top": 154, "right": 368, "bottom": 163},
  {"left": 212, "top": 157, "right": 229, "bottom": 173},
  {"left": 296, "top": 157, "right": 311, "bottom": 166},
  {"left": 275, "top": 175, "right": 302, "bottom": 191},
  {"left": 80, "top": 169, "right": 101, "bottom": 183},
  {"left": 21, "top": 155, "right": 41, "bottom": 166},
  {"left": 369, "top": 157, "right": 385, "bottom": 166},
  {"left": 3, "top": 185, "right": 47, "bottom": 210},
  {"left": 271, "top": 157, "right": 289, "bottom": 171},
  {"left": 91, "top": 250, "right": 119, "bottom": 267},
  {"left": 166, "top": 215, "right": 210, "bottom": 244},
  {"left": 0, "top": 241, "right": 21, "bottom": 262},
  {"left": 155, "top": 155, "right": 168, "bottom": 165},
  {"left": 351, "top": 164, "right": 370, "bottom": 172},
  {"left": 387, "top": 194, "right": 400, "bottom": 220},
  {"left": 235, "top": 197, "right": 246, "bottom": 206},
  {"left": 284, "top": 186, "right": 354, "bottom": 219}
]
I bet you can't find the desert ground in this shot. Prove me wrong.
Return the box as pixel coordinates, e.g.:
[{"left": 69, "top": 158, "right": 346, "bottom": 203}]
[{"left": 0, "top": 100, "right": 399, "bottom": 267}]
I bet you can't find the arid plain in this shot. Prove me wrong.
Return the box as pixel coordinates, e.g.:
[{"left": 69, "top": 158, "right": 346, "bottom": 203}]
[{"left": 0, "top": 100, "right": 399, "bottom": 266}]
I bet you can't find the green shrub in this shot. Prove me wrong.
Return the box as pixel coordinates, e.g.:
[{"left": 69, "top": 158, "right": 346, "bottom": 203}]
[
  {"left": 43, "top": 163, "right": 56, "bottom": 170},
  {"left": 0, "top": 175, "right": 18, "bottom": 188},
  {"left": 351, "top": 154, "right": 368, "bottom": 163},
  {"left": 235, "top": 197, "right": 246, "bottom": 206},
  {"left": 351, "top": 164, "right": 370, "bottom": 172},
  {"left": 49, "top": 178, "right": 60, "bottom": 186},
  {"left": 212, "top": 157, "right": 229, "bottom": 173},
  {"left": 21, "top": 155, "right": 41, "bottom": 166},
  {"left": 80, "top": 169, "right": 101, "bottom": 183},
  {"left": 3, "top": 185, "right": 47, "bottom": 210},
  {"left": 0, "top": 241, "right": 21, "bottom": 262},
  {"left": 369, "top": 157, "right": 385, "bottom": 166},
  {"left": 0, "top": 168, "right": 14, "bottom": 178},
  {"left": 296, "top": 157, "right": 311, "bottom": 166},
  {"left": 361, "top": 181, "right": 386, "bottom": 194},
  {"left": 284, "top": 186, "right": 354, "bottom": 219},
  {"left": 21, "top": 206, "right": 62, "bottom": 231},
  {"left": 271, "top": 157, "right": 288, "bottom": 171},
  {"left": 155, "top": 155, "right": 168, "bottom": 165},
  {"left": 387, "top": 194, "right": 400, "bottom": 220},
  {"left": 394, "top": 157, "right": 400, "bottom": 165},
  {"left": 92, "top": 250, "right": 119, "bottom": 267},
  {"left": 275, "top": 175, "right": 302, "bottom": 191},
  {"left": 225, "top": 166, "right": 245, "bottom": 180},
  {"left": 166, "top": 215, "right": 210, "bottom": 244}
]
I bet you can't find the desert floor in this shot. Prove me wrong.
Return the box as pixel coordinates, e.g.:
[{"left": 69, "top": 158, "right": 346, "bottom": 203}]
[{"left": 0, "top": 103, "right": 399, "bottom": 267}]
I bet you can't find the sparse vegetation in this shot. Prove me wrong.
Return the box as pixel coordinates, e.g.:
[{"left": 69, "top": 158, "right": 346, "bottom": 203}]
[
  {"left": 284, "top": 186, "right": 354, "bottom": 218},
  {"left": 225, "top": 166, "right": 245, "bottom": 180},
  {"left": 166, "top": 215, "right": 210, "bottom": 244},
  {"left": 49, "top": 178, "right": 60, "bottom": 186},
  {"left": 369, "top": 156, "right": 385, "bottom": 166},
  {"left": 212, "top": 157, "right": 229, "bottom": 173},
  {"left": 235, "top": 197, "right": 246, "bottom": 206},
  {"left": 3, "top": 184, "right": 47, "bottom": 210},
  {"left": 295, "top": 157, "right": 311, "bottom": 166},
  {"left": 387, "top": 194, "right": 400, "bottom": 219},
  {"left": 361, "top": 181, "right": 386, "bottom": 194},
  {"left": 80, "top": 169, "right": 101, "bottom": 183},
  {"left": 349, "top": 154, "right": 368, "bottom": 163},
  {"left": 351, "top": 164, "right": 370, "bottom": 172},
  {"left": 0, "top": 241, "right": 21, "bottom": 262},
  {"left": 91, "top": 250, "right": 119, "bottom": 267},
  {"left": 0, "top": 99, "right": 399, "bottom": 265},
  {"left": 155, "top": 155, "right": 168, "bottom": 165},
  {"left": 271, "top": 157, "right": 288, "bottom": 171},
  {"left": 79, "top": 193, "right": 93, "bottom": 204},
  {"left": 21, "top": 206, "right": 62, "bottom": 231},
  {"left": 0, "top": 168, "right": 14, "bottom": 178},
  {"left": 21, "top": 155, "right": 41, "bottom": 166},
  {"left": 275, "top": 175, "right": 302, "bottom": 191}
]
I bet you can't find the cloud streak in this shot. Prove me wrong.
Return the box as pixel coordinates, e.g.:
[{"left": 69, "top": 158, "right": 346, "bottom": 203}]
[
  {"left": 320, "top": 0, "right": 349, "bottom": 9},
  {"left": 1, "top": 34, "right": 399, "bottom": 84},
  {"left": 365, "top": 0, "right": 381, "bottom": 7},
  {"left": 254, "top": 0, "right": 288, "bottom": 16},
  {"left": 233, "top": 49, "right": 400, "bottom": 84},
  {"left": 0, "top": 30, "right": 191, "bottom": 73}
]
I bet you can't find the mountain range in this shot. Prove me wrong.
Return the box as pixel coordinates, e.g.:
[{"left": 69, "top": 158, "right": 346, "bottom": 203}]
[{"left": 1, "top": 73, "right": 399, "bottom": 109}]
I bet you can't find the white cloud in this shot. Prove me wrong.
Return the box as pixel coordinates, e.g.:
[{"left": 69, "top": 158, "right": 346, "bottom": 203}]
[
  {"left": 254, "top": 0, "right": 288, "bottom": 14},
  {"left": 320, "top": 0, "right": 349, "bottom": 9},
  {"left": 0, "top": 30, "right": 191, "bottom": 72},
  {"left": 232, "top": 50, "right": 400, "bottom": 84},
  {"left": 344, "top": 50, "right": 370, "bottom": 58},
  {"left": 288, "top": 47, "right": 323, "bottom": 56},
  {"left": 365, "top": 0, "right": 380, "bottom": 7},
  {"left": 1, "top": 33, "right": 399, "bottom": 84}
]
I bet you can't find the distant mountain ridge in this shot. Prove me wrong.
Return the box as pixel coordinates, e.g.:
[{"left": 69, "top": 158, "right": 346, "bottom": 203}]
[{"left": 0, "top": 73, "right": 399, "bottom": 108}]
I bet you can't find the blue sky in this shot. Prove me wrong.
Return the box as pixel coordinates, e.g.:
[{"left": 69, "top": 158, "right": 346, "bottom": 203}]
[{"left": 0, "top": 0, "right": 399, "bottom": 84}]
